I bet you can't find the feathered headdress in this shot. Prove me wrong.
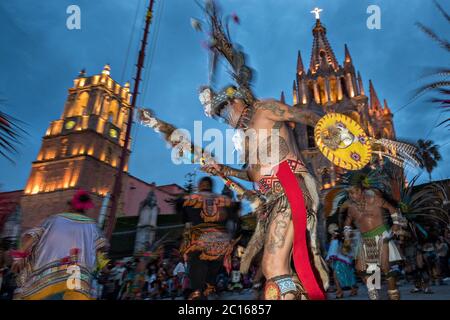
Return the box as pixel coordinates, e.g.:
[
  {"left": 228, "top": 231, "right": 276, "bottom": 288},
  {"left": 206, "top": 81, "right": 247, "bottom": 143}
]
[
  {"left": 393, "top": 174, "right": 449, "bottom": 239},
  {"left": 323, "top": 168, "right": 389, "bottom": 219},
  {"left": 199, "top": 85, "right": 246, "bottom": 118},
  {"left": 338, "top": 167, "right": 389, "bottom": 192},
  {"left": 192, "top": 0, "right": 256, "bottom": 108}
]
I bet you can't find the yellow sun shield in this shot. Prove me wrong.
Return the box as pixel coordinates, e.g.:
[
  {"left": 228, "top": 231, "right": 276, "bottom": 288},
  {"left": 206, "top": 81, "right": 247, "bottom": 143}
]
[{"left": 314, "top": 113, "right": 372, "bottom": 170}]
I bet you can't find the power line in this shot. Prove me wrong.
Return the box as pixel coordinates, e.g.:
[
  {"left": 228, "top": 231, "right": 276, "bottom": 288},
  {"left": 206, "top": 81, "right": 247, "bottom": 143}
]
[
  {"left": 393, "top": 75, "right": 450, "bottom": 115},
  {"left": 120, "top": 0, "right": 144, "bottom": 84},
  {"left": 424, "top": 110, "right": 444, "bottom": 139}
]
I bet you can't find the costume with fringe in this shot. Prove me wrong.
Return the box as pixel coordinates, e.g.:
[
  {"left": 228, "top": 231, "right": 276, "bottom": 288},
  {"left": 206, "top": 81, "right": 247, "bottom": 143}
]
[
  {"left": 355, "top": 224, "right": 403, "bottom": 268},
  {"left": 249, "top": 159, "right": 329, "bottom": 300},
  {"left": 14, "top": 213, "right": 107, "bottom": 300},
  {"left": 179, "top": 191, "right": 237, "bottom": 298}
]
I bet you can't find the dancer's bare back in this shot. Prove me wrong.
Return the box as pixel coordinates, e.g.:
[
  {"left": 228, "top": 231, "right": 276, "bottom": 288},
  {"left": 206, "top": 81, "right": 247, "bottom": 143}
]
[{"left": 203, "top": 99, "right": 319, "bottom": 182}]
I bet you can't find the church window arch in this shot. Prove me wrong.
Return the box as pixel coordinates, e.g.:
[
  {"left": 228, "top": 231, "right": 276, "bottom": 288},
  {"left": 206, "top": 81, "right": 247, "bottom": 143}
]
[
  {"left": 69, "top": 91, "right": 89, "bottom": 117},
  {"left": 107, "top": 112, "right": 114, "bottom": 123},
  {"left": 102, "top": 98, "right": 119, "bottom": 124},
  {"left": 340, "top": 77, "right": 348, "bottom": 98},
  {"left": 307, "top": 126, "right": 316, "bottom": 148},
  {"left": 329, "top": 77, "right": 337, "bottom": 103},
  {"left": 317, "top": 77, "right": 326, "bottom": 104},
  {"left": 105, "top": 146, "right": 112, "bottom": 164}
]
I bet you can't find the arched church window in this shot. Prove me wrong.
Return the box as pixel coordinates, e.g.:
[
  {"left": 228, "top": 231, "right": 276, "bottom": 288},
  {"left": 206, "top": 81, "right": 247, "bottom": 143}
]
[
  {"left": 105, "top": 146, "right": 112, "bottom": 164},
  {"left": 81, "top": 105, "right": 88, "bottom": 116},
  {"left": 340, "top": 77, "right": 348, "bottom": 98},
  {"left": 329, "top": 77, "right": 337, "bottom": 103},
  {"left": 60, "top": 138, "right": 69, "bottom": 158},
  {"left": 317, "top": 77, "right": 326, "bottom": 104},
  {"left": 308, "top": 82, "right": 315, "bottom": 101},
  {"left": 71, "top": 91, "right": 89, "bottom": 117},
  {"left": 108, "top": 112, "right": 114, "bottom": 123},
  {"left": 319, "top": 50, "right": 327, "bottom": 65},
  {"left": 307, "top": 126, "right": 316, "bottom": 148},
  {"left": 107, "top": 100, "right": 120, "bottom": 125}
]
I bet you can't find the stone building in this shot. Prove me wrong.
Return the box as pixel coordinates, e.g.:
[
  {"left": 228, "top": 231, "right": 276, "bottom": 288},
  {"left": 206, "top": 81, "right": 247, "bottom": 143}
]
[
  {"left": 19, "top": 65, "right": 184, "bottom": 231},
  {"left": 287, "top": 15, "right": 396, "bottom": 190}
]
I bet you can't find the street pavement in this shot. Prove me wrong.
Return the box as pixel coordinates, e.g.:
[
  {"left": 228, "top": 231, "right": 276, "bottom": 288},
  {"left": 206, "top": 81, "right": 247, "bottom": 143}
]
[{"left": 217, "top": 281, "right": 450, "bottom": 300}]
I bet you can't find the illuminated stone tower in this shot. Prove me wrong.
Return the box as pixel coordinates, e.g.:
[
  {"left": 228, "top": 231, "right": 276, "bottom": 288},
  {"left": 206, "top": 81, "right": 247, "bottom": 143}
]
[
  {"left": 290, "top": 12, "right": 395, "bottom": 190},
  {"left": 20, "top": 65, "right": 132, "bottom": 229}
]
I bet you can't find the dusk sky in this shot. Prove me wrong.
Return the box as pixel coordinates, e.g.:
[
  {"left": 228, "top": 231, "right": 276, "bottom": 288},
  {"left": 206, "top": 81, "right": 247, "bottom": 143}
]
[{"left": 0, "top": 0, "right": 448, "bottom": 193}]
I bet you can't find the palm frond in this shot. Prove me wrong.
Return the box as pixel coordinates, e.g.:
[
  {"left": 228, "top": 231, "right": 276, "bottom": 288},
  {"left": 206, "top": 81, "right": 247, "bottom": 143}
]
[
  {"left": 416, "top": 22, "right": 450, "bottom": 52},
  {"left": 420, "top": 67, "right": 450, "bottom": 79},
  {"left": 414, "top": 80, "right": 450, "bottom": 99},
  {"left": 433, "top": 0, "right": 450, "bottom": 24},
  {"left": 0, "top": 110, "right": 26, "bottom": 162}
]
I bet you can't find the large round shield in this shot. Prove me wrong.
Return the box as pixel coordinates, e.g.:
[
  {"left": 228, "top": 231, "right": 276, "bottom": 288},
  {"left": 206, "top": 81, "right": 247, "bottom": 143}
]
[{"left": 314, "top": 113, "right": 372, "bottom": 170}]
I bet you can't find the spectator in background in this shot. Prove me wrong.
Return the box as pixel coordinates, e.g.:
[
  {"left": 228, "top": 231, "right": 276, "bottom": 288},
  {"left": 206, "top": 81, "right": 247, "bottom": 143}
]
[
  {"left": 147, "top": 280, "right": 160, "bottom": 300},
  {"left": 228, "top": 257, "right": 243, "bottom": 293},
  {"left": 411, "top": 245, "right": 433, "bottom": 294},
  {"left": 173, "top": 257, "right": 186, "bottom": 297},
  {"left": 0, "top": 250, "right": 16, "bottom": 300},
  {"left": 422, "top": 241, "right": 441, "bottom": 285},
  {"left": 436, "top": 237, "right": 449, "bottom": 281}
]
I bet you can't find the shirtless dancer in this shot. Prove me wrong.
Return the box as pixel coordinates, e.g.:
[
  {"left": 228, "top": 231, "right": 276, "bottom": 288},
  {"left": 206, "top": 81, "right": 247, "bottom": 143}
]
[
  {"left": 201, "top": 86, "right": 329, "bottom": 300},
  {"left": 341, "top": 186, "right": 404, "bottom": 300}
]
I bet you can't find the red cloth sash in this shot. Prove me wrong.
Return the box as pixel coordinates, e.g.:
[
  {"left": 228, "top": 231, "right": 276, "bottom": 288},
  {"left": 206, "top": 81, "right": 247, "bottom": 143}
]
[{"left": 275, "top": 161, "right": 326, "bottom": 300}]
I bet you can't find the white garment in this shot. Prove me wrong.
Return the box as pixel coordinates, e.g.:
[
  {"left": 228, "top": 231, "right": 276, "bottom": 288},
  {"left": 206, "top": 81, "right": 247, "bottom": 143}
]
[
  {"left": 357, "top": 230, "right": 403, "bottom": 263},
  {"left": 173, "top": 262, "right": 186, "bottom": 276},
  {"left": 149, "top": 273, "right": 157, "bottom": 283}
]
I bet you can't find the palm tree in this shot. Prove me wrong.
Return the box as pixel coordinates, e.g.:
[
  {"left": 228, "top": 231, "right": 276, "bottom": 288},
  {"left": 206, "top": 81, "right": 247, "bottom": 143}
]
[
  {"left": 416, "top": 139, "right": 442, "bottom": 181},
  {"left": 0, "top": 107, "right": 24, "bottom": 162},
  {"left": 415, "top": 0, "right": 450, "bottom": 130}
]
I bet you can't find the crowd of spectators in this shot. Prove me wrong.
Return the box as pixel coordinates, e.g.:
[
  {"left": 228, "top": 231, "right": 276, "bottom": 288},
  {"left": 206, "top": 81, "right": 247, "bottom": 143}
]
[{"left": 94, "top": 255, "right": 256, "bottom": 300}]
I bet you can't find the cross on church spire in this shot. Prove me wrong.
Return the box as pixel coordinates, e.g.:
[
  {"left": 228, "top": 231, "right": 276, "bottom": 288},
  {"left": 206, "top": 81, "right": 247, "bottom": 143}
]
[{"left": 310, "top": 7, "right": 323, "bottom": 20}]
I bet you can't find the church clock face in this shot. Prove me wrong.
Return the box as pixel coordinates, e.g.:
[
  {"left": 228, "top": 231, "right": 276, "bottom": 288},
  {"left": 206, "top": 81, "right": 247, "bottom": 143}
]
[
  {"left": 109, "top": 128, "right": 118, "bottom": 139},
  {"left": 65, "top": 120, "right": 76, "bottom": 130}
]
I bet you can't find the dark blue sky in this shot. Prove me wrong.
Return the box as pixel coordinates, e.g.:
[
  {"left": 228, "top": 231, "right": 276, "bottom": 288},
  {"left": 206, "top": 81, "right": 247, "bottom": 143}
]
[{"left": 0, "top": 0, "right": 448, "bottom": 193}]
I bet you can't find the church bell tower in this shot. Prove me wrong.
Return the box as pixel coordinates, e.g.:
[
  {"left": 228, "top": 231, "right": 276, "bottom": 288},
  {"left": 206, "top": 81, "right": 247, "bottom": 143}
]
[{"left": 20, "top": 65, "right": 132, "bottom": 229}]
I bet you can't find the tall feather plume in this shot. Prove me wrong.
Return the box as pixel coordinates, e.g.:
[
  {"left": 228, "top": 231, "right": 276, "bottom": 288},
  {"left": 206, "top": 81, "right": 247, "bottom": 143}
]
[
  {"left": 373, "top": 151, "right": 405, "bottom": 168},
  {"left": 374, "top": 138, "right": 421, "bottom": 168},
  {"left": 394, "top": 173, "right": 449, "bottom": 238},
  {"left": 196, "top": 0, "right": 256, "bottom": 105}
]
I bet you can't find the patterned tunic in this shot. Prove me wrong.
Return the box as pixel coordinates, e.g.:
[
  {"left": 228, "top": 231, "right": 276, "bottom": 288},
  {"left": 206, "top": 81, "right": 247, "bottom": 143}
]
[
  {"left": 179, "top": 192, "right": 235, "bottom": 262},
  {"left": 14, "top": 213, "right": 107, "bottom": 300}
]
